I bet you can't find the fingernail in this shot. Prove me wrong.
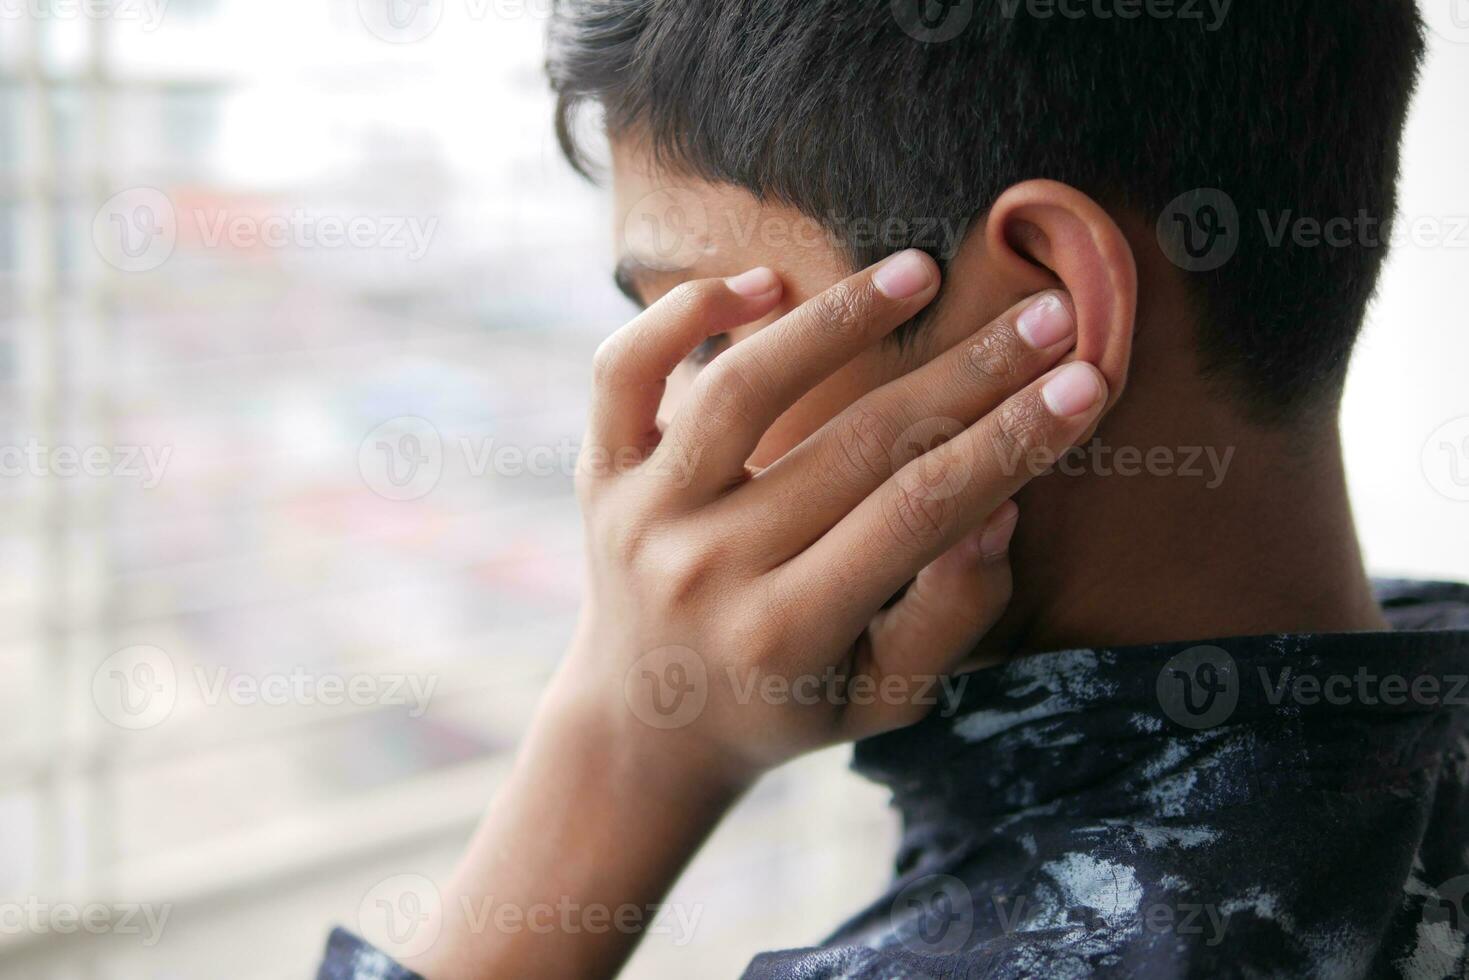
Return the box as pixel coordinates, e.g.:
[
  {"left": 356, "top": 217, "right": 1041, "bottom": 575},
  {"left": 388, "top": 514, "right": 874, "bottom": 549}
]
[
  {"left": 1016, "top": 293, "right": 1073, "bottom": 350},
  {"left": 1041, "top": 363, "right": 1103, "bottom": 418},
  {"left": 726, "top": 267, "right": 780, "bottom": 298},
  {"left": 873, "top": 250, "right": 934, "bottom": 300},
  {"left": 978, "top": 500, "right": 1020, "bottom": 561}
]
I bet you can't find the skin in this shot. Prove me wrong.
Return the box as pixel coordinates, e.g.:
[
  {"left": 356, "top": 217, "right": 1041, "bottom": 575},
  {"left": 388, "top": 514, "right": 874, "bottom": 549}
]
[{"left": 402, "top": 142, "right": 1386, "bottom": 979}]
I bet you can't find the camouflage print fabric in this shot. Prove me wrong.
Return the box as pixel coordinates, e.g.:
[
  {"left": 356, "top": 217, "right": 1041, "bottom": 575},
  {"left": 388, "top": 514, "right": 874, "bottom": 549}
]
[
  {"left": 747, "top": 581, "right": 1469, "bottom": 979},
  {"left": 320, "top": 582, "right": 1469, "bottom": 980}
]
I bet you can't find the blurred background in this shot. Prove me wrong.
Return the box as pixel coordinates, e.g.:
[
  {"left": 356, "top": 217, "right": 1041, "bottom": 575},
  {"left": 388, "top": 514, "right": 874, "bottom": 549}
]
[{"left": 0, "top": 1, "right": 1465, "bottom": 977}]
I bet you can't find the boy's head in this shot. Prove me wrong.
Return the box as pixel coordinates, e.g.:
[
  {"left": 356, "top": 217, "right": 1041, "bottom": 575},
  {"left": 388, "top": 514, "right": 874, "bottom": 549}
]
[{"left": 548, "top": 0, "right": 1425, "bottom": 461}]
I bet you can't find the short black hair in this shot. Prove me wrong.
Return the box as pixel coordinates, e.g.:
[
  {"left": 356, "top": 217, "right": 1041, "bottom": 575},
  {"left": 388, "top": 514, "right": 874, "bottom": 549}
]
[{"left": 547, "top": 0, "right": 1425, "bottom": 421}]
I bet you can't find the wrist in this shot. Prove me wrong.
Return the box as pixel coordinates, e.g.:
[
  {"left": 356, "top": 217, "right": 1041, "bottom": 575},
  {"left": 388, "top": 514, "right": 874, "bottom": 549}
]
[{"left": 537, "top": 655, "right": 757, "bottom": 812}]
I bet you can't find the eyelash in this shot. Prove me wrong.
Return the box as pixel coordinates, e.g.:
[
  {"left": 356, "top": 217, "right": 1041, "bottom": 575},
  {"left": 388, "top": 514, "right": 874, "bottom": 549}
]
[{"left": 688, "top": 334, "right": 729, "bottom": 367}]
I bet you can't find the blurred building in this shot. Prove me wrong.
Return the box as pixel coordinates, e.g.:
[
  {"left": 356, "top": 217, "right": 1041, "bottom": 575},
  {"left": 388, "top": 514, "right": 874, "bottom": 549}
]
[{"left": 0, "top": 3, "right": 897, "bottom": 978}]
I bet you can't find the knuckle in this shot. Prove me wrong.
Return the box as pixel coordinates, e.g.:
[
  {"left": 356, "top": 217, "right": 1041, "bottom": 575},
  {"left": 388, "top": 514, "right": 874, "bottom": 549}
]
[
  {"left": 809, "top": 279, "right": 872, "bottom": 339},
  {"left": 964, "top": 324, "right": 1025, "bottom": 387},
  {"left": 662, "top": 279, "right": 722, "bottom": 320},
  {"left": 653, "top": 541, "right": 719, "bottom": 603},
  {"left": 601, "top": 517, "right": 650, "bottom": 564},
  {"left": 884, "top": 474, "right": 957, "bottom": 549},
  {"left": 698, "top": 358, "right": 765, "bottom": 428},
  {"left": 835, "top": 407, "right": 900, "bottom": 484},
  {"left": 591, "top": 334, "right": 627, "bottom": 388},
  {"left": 987, "top": 396, "right": 1049, "bottom": 468}
]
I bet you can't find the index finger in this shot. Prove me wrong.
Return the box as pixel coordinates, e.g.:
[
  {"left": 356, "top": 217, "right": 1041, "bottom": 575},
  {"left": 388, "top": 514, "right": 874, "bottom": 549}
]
[
  {"left": 585, "top": 269, "right": 784, "bottom": 462},
  {"left": 661, "top": 250, "right": 942, "bottom": 498}
]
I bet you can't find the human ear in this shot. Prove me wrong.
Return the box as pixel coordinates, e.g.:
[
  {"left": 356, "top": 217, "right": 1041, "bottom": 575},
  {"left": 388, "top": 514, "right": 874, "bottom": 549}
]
[{"left": 981, "top": 179, "right": 1138, "bottom": 415}]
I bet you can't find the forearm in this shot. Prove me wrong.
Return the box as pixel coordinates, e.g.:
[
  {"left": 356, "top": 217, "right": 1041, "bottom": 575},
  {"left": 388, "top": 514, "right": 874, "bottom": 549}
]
[{"left": 405, "top": 671, "right": 747, "bottom": 980}]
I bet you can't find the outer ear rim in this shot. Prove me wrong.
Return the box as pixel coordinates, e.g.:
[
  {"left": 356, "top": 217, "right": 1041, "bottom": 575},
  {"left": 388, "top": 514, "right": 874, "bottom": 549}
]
[{"left": 983, "top": 179, "right": 1138, "bottom": 412}]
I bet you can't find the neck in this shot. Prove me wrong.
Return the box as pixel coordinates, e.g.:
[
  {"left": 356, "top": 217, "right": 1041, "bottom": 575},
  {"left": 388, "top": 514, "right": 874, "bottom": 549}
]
[{"left": 993, "top": 407, "right": 1386, "bottom": 654}]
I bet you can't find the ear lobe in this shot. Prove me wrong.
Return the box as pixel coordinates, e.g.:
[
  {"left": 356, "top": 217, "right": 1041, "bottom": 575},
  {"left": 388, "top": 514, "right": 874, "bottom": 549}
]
[{"left": 984, "top": 180, "right": 1138, "bottom": 411}]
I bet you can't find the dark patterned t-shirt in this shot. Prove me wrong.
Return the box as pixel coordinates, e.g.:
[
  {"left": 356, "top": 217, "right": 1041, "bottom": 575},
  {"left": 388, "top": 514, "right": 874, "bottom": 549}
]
[{"left": 320, "top": 580, "right": 1469, "bottom": 979}]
